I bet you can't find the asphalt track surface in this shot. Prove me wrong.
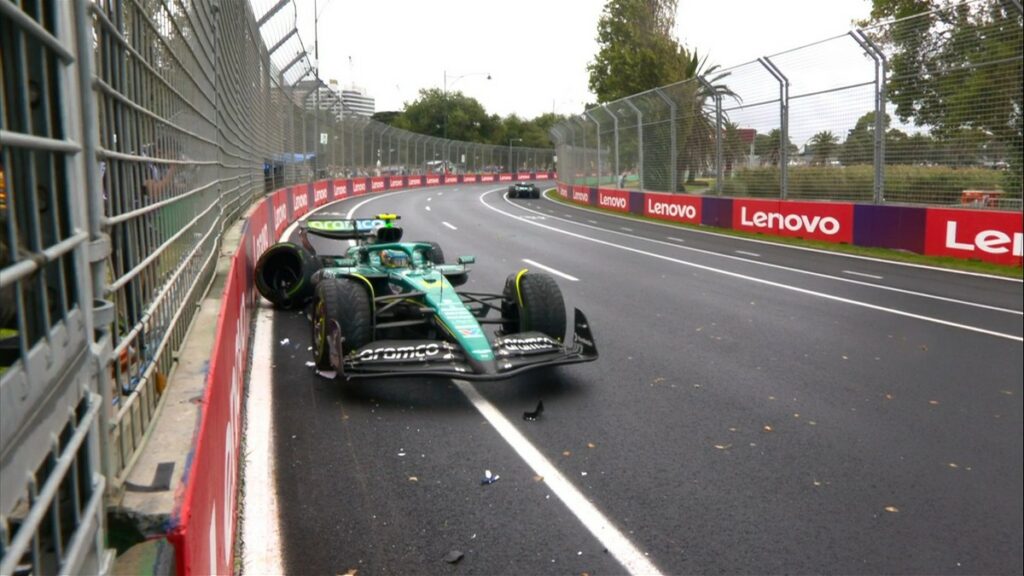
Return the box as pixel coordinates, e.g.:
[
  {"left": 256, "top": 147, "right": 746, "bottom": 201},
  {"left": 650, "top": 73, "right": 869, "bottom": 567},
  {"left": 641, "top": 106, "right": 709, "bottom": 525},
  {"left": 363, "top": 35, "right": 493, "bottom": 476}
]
[{"left": 262, "top": 182, "right": 1022, "bottom": 575}]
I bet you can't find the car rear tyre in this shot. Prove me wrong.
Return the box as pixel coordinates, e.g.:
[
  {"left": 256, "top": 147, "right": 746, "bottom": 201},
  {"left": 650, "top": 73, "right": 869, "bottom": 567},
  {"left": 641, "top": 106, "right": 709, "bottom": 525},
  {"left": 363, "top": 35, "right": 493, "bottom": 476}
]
[
  {"left": 254, "top": 242, "right": 320, "bottom": 309},
  {"left": 417, "top": 241, "right": 445, "bottom": 265},
  {"left": 312, "top": 278, "right": 373, "bottom": 369},
  {"left": 501, "top": 271, "right": 566, "bottom": 342}
]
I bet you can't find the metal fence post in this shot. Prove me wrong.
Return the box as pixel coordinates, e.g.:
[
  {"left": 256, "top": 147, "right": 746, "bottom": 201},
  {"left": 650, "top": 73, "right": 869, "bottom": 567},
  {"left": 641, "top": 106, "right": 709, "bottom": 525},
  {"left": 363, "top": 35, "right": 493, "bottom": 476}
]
[
  {"left": 653, "top": 88, "right": 678, "bottom": 193},
  {"left": 625, "top": 100, "right": 644, "bottom": 190},
  {"left": 852, "top": 29, "right": 888, "bottom": 204},
  {"left": 759, "top": 57, "right": 789, "bottom": 199}
]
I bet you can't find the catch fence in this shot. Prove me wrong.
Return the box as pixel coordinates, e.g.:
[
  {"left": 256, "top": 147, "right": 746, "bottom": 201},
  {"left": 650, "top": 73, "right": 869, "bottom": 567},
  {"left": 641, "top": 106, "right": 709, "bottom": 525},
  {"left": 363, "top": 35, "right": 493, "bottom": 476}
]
[
  {"left": 552, "top": 0, "right": 1023, "bottom": 211},
  {"left": 0, "top": 0, "right": 549, "bottom": 573}
]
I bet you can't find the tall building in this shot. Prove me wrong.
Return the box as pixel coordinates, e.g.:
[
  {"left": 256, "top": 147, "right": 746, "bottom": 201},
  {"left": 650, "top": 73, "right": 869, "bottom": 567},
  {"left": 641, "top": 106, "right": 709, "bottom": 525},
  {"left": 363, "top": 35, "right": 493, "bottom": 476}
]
[{"left": 341, "top": 86, "right": 374, "bottom": 118}]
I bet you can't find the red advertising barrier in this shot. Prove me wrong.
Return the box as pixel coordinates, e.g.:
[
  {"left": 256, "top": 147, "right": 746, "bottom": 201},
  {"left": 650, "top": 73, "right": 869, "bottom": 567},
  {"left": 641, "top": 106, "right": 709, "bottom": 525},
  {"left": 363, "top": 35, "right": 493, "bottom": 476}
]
[
  {"left": 643, "top": 192, "right": 701, "bottom": 224},
  {"left": 480, "top": 174, "right": 495, "bottom": 183},
  {"left": 426, "top": 174, "right": 441, "bottom": 186},
  {"left": 169, "top": 245, "right": 251, "bottom": 575},
  {"left": 535, "top": 173, "right": 549, "bottom": 180},
  {"left": 351, "top": 178, "right": 368, "bottom": 195},
  {"left": 498, "top": 173, "right": 514, "bottom": 182},
  {"left": 370, "top": 177, "right": 386, "bottom": 193},
  {"left": 271, "top": 188, "right": 289, "bottom": 239},
  {"left": 313, "top": 181, "right": 329, "bottom": 207},
  {"left": 557, "top": 183, "right": 569, "bottom": 198},
  {"left": 924, "top": 207, "right": 1023, "bottom": 266},
  {"left": 443, "top": 174, "right": 459, "bottom": 184},
  {"left": 571, "top": 185, "right": 591, "bottom": 204},
  {"left": 291, "top": 185, "right": 309, "bottom": 220},
  {"left": 406, "top": 175, "right": 422, "bottom": 187},
  {"left": 596, "top": 189, "right": 630, "bottom": 213},
  {"left": 388, "top": 176, "right": 405, "bottom": 189},
  {"left": 516, "top": 172, "right": 533, "bottom": 180},
  {"left": 462, "top": 174, "right": 478, "bottom": 183},
  {"left": 332, "top": 179, "right": 348, "bottom": 199},
  {"left": 733, "top": 198, "right": 854, "bottom": 244}
]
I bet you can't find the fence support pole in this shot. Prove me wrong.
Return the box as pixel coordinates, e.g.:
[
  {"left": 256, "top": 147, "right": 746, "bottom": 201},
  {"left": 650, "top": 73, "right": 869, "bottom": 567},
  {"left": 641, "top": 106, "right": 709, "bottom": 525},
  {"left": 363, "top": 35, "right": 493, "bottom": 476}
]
[
  {"left": 625, "top": 100, "right": 644, "bottom": 191},
  {"left": 759, "top": 57, "right": 789, "bottom": 199},
  {"left": 654, "top": 88, "right": 678, "bottom": 193},
  {"left": 852, "top": 30, "right": 888, "bottom": 204}
]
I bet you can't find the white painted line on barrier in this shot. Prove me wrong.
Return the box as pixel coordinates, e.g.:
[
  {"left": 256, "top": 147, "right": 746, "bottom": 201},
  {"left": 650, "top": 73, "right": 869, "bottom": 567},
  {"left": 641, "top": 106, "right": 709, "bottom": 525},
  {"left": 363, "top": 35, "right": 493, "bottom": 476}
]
[
  {"left": 442, "top": 221, "right": 458, "bottom": 230},
  {"left": 844, "top": 270, "right": 883, "bottom": 280},
  {"left": 507, "top": 194, "right": 1022, "bottom": 317},
  {"left": 735, "top": 250, "right": 761, "bottom": 258},
  {"left": 482, "top": 193, "right": 1023, "bottom": 340},
  {"left": 453, "top": 380, "right": 664, "bottom": 576},
  {"left": 521, "top": 258, "right": 579, "bottom": 282},
  {"left": 242, "top": 305, "right": 284, "bottom": 576}
]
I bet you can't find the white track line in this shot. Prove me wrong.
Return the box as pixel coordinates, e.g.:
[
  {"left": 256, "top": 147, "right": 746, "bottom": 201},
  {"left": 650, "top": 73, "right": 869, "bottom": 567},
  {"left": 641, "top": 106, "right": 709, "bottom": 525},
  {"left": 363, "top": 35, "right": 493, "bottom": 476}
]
[
  {"left": 521, "top": 258, "right": 579, "bottom": 282},
  {"left": 242, "top": 305, "right": 284, "bottom": 575},
  {"left": 442, "top": 221, "right": 458, "bottom": 230},
  {"left": 482, "top": 192, "right": 1022, "bottom": 341},
  {"left": 844, "top": 270, "right": 883, "bottom": 280},
  {"left": 425, "top": 205, "right": 432, "bottom": 211},
  {"left": 735, "top": 250, "right": 761, "bottom": 258},
  {"left": 667, "top": 237, "right": 685, "bottom": 243},
  {"left": 513, "top": 193, "right": 1022, "bottom": 317},
  {"left": 453, "top": 380, "right": 664, "bottom": 576}
]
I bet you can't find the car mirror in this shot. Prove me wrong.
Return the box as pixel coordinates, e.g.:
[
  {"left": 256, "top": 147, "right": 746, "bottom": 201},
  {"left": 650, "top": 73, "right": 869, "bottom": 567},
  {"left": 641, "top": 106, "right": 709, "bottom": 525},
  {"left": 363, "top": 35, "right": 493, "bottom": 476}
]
[{"left": 457, "top": 256, "right": 476, "bottom": 265}]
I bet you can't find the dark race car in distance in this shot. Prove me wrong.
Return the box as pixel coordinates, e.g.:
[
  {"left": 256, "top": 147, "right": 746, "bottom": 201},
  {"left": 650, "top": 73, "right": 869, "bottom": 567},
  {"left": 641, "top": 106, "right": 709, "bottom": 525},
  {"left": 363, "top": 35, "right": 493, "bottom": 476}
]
[{"left": 508, "top": 181, "right": 540, "bottom": 199}]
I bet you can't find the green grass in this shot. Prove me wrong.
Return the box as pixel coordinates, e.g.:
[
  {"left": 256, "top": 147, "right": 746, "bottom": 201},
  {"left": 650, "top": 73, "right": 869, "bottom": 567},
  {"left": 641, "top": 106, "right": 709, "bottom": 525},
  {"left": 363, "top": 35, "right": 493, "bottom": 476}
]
[{"left": 542, "top": 188, "right": 1023, "bottom": 279}]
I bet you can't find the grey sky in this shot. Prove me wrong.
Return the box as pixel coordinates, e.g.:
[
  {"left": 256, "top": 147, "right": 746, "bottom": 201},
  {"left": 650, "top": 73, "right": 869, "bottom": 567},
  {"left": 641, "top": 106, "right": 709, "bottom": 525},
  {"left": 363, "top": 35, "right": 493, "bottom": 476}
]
[{"left": 299, "top": 0, "right": 873, "bottom": 120}]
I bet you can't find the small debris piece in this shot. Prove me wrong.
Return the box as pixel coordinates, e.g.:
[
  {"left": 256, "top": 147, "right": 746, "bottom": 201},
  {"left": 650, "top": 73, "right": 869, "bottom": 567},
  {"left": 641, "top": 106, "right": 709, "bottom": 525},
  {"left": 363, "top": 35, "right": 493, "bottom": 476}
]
[
  {"left": 280, "top": 338, "right": 290, "bottom": 345},
  {"left": 587, "top": 442, "right": 596, "bottom": 449},
  {"left": 763, "top": 425, "right": 773, "bottom": 432},
  {"left": 523, "top": 400, "right": 544, "bottom": 421},
  {"left": 341, "top": 569, "right": 358, "bottom": 576},
  {"left": 533, "top": 475, "right": 545, "bottom": 482},
  {"left": 562, "top": 450, "right": 571, "bottom": 457},
  {"left": 444, "top": 550, "right": 464, "bottom": 564},
  {"left": 305, "top": 361, "right": 316, "bottom": 367},
  {"left": 481, "top": 470, "right": 500, "bottom": 485},
  {"left": 884, "top": 506, "right": 900, "bottom": 513},
  {"left": 929, "top": 400, "right": 940, "bottom": 406},
  {"left": 714, "top": 444, "right": 732, "bottom": 450},
  {"left": 408, "top": 476, "right": 419, "bottom": 482}
]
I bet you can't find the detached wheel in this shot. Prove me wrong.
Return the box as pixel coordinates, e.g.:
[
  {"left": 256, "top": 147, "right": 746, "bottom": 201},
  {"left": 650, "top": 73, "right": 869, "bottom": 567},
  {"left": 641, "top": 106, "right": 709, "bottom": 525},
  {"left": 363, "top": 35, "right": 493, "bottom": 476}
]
[
  {"left": 254, "top": 242, "right": 320, "bottom": 309},
  {"left": 312, "top": 278, "right": 373, "bottom": 369},
  {"left": 501, "top": 271, "right": 566, "bottom": 342}
]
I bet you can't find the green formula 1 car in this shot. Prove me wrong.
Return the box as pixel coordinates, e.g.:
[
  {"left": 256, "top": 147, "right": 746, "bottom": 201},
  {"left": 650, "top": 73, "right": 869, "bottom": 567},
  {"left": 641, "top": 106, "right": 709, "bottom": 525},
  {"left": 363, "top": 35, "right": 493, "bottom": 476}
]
[
  {"left": 254, "top": 214, "right": 597, "bottom": 380},
  {"left": 508, "top": 181, "right": 540, "bottom": 199}
]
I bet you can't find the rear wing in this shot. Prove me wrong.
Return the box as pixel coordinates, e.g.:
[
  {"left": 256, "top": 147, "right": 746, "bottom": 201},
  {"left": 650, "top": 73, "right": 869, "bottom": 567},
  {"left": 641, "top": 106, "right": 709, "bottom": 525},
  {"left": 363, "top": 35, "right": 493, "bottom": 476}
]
[{"left": 303, "top": 216, "right": 391, "bottom": 240}]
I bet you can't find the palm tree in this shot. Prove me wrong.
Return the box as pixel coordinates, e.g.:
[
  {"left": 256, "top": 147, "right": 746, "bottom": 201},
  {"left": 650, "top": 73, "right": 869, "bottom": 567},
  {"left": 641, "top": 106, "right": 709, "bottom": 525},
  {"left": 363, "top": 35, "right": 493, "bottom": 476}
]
[
  {"left": 809, "top": 131, "right": 839, "bottom": 166},
  {"left": 673, "top": 51, "right": 738, "bottom": 189}
]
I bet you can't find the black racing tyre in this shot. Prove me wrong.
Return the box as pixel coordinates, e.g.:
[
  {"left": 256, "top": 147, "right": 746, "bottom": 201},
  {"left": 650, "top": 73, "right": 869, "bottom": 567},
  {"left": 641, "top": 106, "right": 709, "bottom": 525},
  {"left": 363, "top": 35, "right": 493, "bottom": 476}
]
[
  {"left": 501, "top": 271, "right": 566, "bottom": 342},
  {"left": 312, "top": 278, "right": 373, "bottom": 369},
  {"left": 415, "top": 241, "right": 445, "bottom": 265},
  {"left": 254, "top": 242, "right": 320, "bottom": 309},
  {"left": 445, "top": 272, "right": 469, "bottom": 287}
]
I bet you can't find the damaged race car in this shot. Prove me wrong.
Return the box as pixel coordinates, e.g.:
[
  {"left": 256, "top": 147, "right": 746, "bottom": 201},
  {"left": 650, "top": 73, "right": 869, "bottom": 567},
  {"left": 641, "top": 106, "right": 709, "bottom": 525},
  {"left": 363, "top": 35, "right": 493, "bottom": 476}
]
[{"left": 253, "top": 214, "right": 597, "bottom": 380}]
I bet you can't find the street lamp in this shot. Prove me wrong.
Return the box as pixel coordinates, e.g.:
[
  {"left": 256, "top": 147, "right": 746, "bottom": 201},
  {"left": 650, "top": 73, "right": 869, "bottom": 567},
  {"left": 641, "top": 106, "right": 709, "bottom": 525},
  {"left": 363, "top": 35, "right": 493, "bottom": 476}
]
[{"left": 508, "top": 138, "right": 523, "bottom": 174}]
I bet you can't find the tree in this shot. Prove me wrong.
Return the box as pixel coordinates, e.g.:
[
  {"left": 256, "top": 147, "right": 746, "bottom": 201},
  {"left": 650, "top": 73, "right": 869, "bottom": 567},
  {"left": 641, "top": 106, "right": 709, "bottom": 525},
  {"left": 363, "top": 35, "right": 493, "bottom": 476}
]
[
  {"left": 809, "top": 131, "right": 839, "bottom": 165},
  {"left": 755, "top": 129, "right": 796, "bottom": 166},
  {"left": 587, "top": 0, "right": 685, "bottom": 103},
  {"left": 393, "top": 88, "right": 498, "bottom": 143},
  {"left": 861, "top": 0, "right": 1023, "bottom": 193}
]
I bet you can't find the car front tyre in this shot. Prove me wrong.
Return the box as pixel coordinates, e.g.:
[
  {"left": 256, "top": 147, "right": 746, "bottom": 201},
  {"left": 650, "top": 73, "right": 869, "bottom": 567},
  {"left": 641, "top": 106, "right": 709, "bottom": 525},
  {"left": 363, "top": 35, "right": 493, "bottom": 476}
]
[{"left": 312, "top": 278, "right": 373, "bottom": 370}]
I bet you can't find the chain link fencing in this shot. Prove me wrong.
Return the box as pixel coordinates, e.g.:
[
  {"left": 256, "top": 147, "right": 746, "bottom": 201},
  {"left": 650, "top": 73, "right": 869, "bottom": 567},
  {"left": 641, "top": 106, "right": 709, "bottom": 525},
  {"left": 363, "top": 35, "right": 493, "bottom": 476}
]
[
  {"left": 1, "top": 0, "right": 551, "bottom": 572},
  {"left": 552, "top": 0, "right": 1023, "bottom": 211}
]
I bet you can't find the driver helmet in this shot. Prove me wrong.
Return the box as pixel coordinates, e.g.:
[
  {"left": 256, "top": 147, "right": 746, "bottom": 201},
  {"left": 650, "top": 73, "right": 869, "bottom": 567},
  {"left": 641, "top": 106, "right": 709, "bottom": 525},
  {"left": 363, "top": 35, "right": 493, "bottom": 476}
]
[{"left": 379, "top": 249, "right": 409, "bottom": 268}]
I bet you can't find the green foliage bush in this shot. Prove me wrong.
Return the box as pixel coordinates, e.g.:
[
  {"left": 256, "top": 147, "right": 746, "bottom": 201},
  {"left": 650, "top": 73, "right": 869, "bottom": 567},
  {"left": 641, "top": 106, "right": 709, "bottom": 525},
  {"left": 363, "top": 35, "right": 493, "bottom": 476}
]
[{"left": 721, "top": 165, "right": 1012, "bottom": 204}]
